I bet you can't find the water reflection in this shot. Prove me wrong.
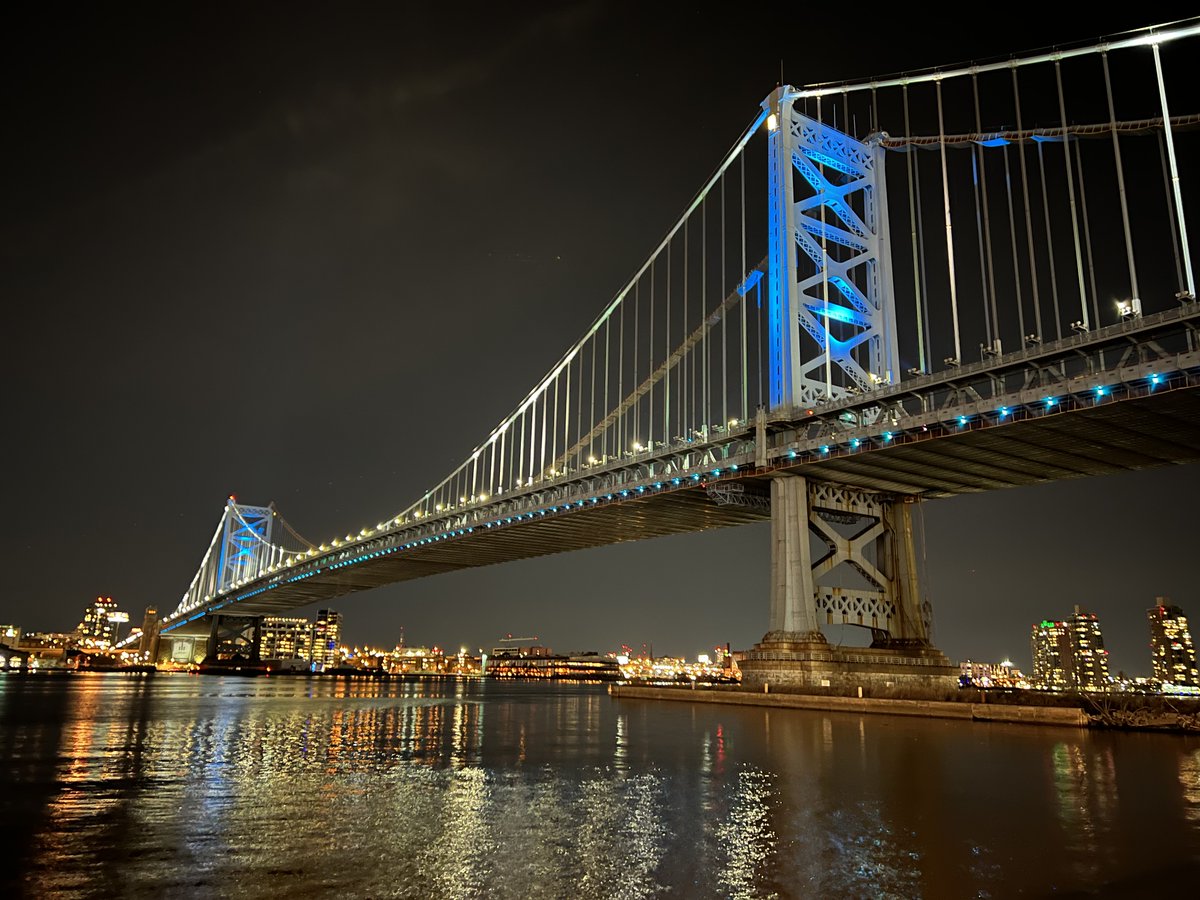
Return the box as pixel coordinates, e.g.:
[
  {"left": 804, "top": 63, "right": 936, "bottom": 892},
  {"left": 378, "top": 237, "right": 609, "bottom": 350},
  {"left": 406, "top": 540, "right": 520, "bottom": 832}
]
[
  {"left": 1, "top": 676, "right": 1198, "bottom": 897},
  {"left": 716, "top": 766, "right": 777, "bottom": 899},
  {"left": 1181, "top": 748, "right": 1200, "bottom": 824}
]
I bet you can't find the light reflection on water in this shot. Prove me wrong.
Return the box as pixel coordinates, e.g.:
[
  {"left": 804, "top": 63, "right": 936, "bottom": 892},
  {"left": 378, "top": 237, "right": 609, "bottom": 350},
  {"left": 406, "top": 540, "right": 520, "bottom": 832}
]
[{"left": 1, "top": 675, "right": 1199, "bottom": 898}]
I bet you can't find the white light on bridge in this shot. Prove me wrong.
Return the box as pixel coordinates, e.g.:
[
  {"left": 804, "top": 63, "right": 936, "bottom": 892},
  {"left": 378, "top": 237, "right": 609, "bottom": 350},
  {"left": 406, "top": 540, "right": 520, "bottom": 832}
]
[{"left": 1116, "top": 298, "right": 1142, "bottom": 319}]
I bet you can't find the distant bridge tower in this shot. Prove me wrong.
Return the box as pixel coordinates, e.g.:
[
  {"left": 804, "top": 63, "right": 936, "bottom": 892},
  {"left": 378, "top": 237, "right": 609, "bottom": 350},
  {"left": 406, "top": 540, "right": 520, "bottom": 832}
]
[
  {"left": 173, "top": 498, "right": 280, "bottom": 621},
  {"left": 214, "top": 499, "right": 276, "bottom": 595},
  {"left": 765, "top": 85, "right": 899, "bottom": 410}
]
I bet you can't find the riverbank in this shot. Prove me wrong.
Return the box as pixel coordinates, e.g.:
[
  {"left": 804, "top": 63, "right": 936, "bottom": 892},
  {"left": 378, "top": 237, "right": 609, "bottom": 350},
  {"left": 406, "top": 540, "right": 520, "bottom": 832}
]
[{"left": 610, "top": 684, "right": 1093, "bottom": 727}]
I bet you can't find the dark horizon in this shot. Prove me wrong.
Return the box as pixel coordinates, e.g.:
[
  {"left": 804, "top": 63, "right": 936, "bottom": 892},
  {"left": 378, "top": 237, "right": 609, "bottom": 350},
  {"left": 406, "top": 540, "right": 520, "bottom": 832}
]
[{"left": 4, "top": 4, "right": 1198, "bottom": 676}]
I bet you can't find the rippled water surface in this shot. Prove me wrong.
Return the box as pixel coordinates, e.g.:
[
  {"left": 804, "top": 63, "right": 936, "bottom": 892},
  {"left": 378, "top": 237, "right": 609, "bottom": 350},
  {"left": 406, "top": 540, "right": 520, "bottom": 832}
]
[{"left": 2, "top": 675, "right": 1199, "bottom": 897}]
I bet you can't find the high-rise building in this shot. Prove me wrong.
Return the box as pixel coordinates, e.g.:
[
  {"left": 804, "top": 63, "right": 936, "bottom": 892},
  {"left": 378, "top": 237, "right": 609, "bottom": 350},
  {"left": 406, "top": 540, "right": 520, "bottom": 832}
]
[
  {"left": 1147, "top": 599, "right": 1199, "bottom": 687},
  {"left": 261, "top": 617, "right": 313, "bottom": 662},
  {"left": 312, "top": 610, "right": 342, "bottom": 670},
  {"left": 1030, "top": 607, "right": 1111, "bottom": 691},
  {"left": 1031, "top": 620, "right": 1071, "bottom": 690},
  {"left": 76, "top": 596, "right": 120, "bottom": 648}
]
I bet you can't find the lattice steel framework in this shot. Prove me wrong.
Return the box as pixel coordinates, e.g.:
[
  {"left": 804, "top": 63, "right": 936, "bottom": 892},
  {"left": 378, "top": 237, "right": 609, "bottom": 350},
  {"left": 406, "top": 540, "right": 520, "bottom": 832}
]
[
  {"left": 766, "top": 87, "right": 899, "bottom": 410},
  {"left": 217, "top": 503, "right": 275, "bottom": 591},
  {"left": 174, "top": 499, "right": 283, "bottom": 621},
  {"left": 767, "top": 476, "right": 929, "bottom": 643}
]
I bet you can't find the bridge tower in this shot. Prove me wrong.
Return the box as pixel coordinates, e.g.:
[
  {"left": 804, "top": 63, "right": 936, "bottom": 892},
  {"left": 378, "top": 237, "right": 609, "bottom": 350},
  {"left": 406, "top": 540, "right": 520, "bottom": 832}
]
[
  {"left": 764, "top": 85, "right": 899, "bottom": 410},
  {"left": 747, "top": 88, "right": 954, "bottom": 693}
]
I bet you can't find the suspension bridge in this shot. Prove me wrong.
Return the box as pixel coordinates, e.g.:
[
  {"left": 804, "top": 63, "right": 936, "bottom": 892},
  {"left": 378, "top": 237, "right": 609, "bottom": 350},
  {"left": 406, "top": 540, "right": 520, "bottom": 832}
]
[{"left": 143, "top": 21, "right": 1200, "bottom": 687}]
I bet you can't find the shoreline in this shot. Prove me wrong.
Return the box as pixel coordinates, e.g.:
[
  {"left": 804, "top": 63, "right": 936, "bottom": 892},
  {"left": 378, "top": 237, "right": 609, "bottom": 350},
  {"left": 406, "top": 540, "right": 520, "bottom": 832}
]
[{"left": 610, "top": 684, "right": 1094, "bottom": 728}]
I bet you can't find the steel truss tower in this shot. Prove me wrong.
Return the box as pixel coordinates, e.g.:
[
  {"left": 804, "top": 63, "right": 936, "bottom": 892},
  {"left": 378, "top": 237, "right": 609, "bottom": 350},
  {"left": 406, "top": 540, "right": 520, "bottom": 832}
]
[
  {"left": 765, "top": 86, "right": 899, "bottom": 410},
  {"left": 216, "top": 502, "right": 275, "bottom": 594}
]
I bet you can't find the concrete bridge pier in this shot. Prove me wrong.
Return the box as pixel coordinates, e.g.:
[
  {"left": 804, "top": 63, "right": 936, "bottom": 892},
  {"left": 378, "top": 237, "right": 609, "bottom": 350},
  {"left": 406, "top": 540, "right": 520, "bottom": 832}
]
[{"left": 740, "top": 475, "right": 958, "bottom": 696}]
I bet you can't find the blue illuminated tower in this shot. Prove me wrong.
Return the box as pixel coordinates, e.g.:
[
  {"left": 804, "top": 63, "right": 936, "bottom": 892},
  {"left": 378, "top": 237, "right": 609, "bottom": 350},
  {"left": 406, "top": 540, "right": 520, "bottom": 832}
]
[{"left": 764, "top": 85, "right": 898, "bottom": 411}]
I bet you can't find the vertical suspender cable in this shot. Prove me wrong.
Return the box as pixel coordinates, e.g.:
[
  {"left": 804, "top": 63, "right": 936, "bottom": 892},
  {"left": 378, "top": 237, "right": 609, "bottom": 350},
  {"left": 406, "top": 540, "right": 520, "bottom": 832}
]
[
  {"left": 721, "top": 170, "right": 728, "bottom": 427},
  {"left": 1001, "top": 146, "right": 1026, "bottom": 344},
  {"left": 489, "top": 434, "right": 496, "bottom": 496},
  {"left": 1159, "top": 131, "right": 1186, "bottom": 295},
  {"left": 1011, "top": 66, "right": 1044, "bottom": 340},
  {"left": 589, "top": 334, "right": 596, "bottom": 462},
  {"left": 902, "top": 85, "right": 927, "bottom": 373},
  {"left": 532, "top": 395, "right": 539, "bottom": 483},
  {"left": 618, "top": 291, "right": 625, "bottom": 454},
  {"left": 1074, "top": 140, "right": 1100, "bottom": 327},
  {"left": 517, "top": 408, "right": 526, "bottom": 487},
  {"left": 551, "top": 377, "right": 559, "bottom": 477},
  {"left": 563, "top": 360, "right": 571, "bottom": 473},
  {"left": 664, "top": 242, "right": 671, "bottom": 441},
  {"left": 971, "top": 140, "right": 992, "bottom": 352},
  {"left": 972, "top": 74, "right": 1000, "bottom": 348},
  {"left": 1153, "top": 42, "right": 1196, "bottom": 299},
  {"left": 633, "top": 280, "right": 640, "bottom": 449},
  {"left": 740, "top": 151, "right": 748, "bottom": 421},
  {"left": 575, "top": 349, "right": 583, "bottom": 468},
  {"left": 686, "top": 217, "right": 696, "bottom": 432},
  {"left": 497, "top": 416, "right": 504, "bottom": 491},
  {"left": 936, "top": 79, "right": 962, "bottom": 365},
  {"left": 602, "top": 318, "right": 610, "bottom": 459},
  {"left": 504, "top": 414, "right": 512, "bottom": 491},
  {"left": 1054, "top": 60, "right": 1090, "bottom": 329},
  {"left": 649, "top": 260, "right": 655, "bottom": 447},
  {"left": 539, "top": 384, "right": 548, "bottom": 480},
  {"left": 1036, "top": 141, "right": 1064, "bottom": 339},
  {"left": 702, "top": 198, "right": 708, "bottom": 434},
  {"left": 818, "top": 93, "right": 833, "bottom": 398},
  {"left": 1101, "top": 52, "right": 1140, "bottom": 305}
]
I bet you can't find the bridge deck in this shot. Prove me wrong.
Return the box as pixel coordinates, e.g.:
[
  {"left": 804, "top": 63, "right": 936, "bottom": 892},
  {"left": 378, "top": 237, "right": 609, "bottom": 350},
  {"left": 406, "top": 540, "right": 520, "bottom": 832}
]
[{"left": 172, "top": 376, "right": 1200, "bottom": 623}]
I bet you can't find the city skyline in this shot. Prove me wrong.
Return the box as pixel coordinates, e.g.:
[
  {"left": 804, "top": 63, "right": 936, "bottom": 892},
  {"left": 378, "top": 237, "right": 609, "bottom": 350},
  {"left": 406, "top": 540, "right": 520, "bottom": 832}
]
[
  {"left": 3, "top": 6, "right": 1197, "bottom": 674},
  {"left": 8, "top": 587, "right": 1197, "bottom": 680}
]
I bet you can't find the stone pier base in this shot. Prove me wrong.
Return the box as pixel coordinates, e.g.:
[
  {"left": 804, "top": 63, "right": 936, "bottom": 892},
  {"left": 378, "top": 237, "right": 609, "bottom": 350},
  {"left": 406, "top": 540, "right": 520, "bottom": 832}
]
[{"left": 739, "top": 632, "right": 958, "bottom": 698}]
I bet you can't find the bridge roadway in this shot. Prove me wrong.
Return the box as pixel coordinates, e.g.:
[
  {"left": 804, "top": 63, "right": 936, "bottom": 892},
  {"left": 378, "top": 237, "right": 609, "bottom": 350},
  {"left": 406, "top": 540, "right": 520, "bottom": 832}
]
[{"left": 162, "top": 303, "right": 1200, "bottom": 631}]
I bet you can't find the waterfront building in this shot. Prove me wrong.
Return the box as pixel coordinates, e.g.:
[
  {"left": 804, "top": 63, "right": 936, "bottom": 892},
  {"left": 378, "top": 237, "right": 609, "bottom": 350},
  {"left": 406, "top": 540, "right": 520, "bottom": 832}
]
[
  {"left": 1030, "top": 607, "right": 1111, "bottom": 691},
  {"left": 75, "top": 596, "right": 121, "bottom": 649},
  {"left": 1031, "top": 621, "right": 1070, "bottom": 690},
  {"left": 261, "top": 616, "right": 313, "bottom": 662},
  {"left": 1147, "top": 600, "right": 1199, "bottom": 688},
  {"left": 488, "top": 649, "right": 620, "bottom": 681},
  {"left": 0, "top": 624, "right": 21, "bottom": 648},
  {"left": 960, "top": 659, "right": 1027, "bottom": 688},
  {"left": 385, "top": 645, "right": 442, "bottom": 674},
  {"left": 312, "top": 610, "right": 342, "bottom": 670}
]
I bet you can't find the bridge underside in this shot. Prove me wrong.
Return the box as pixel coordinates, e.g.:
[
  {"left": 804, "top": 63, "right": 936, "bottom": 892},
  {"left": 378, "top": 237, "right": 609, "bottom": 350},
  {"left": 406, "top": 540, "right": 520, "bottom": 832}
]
[
  {"left": 213, "top": 489, "right": 770, "bottom": 617},
  {"left": 188, "top": 381, "right": 1200, "bottom": 620},
  {"left": 792, "top": 385, "right": 1200, "bottom": 497}
]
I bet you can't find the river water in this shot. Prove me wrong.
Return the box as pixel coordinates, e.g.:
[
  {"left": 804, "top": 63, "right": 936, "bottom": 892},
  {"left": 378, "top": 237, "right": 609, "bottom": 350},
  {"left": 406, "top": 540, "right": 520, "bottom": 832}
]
[{"left": 1, "top": 674, "right": 1197, "bottom": 898}]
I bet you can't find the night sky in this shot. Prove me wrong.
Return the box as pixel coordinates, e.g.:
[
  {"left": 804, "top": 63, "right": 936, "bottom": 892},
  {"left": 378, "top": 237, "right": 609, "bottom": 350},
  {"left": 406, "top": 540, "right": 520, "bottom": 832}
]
[{"left": 4, "top": 4, "right": 1198, "bottom": 676}]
